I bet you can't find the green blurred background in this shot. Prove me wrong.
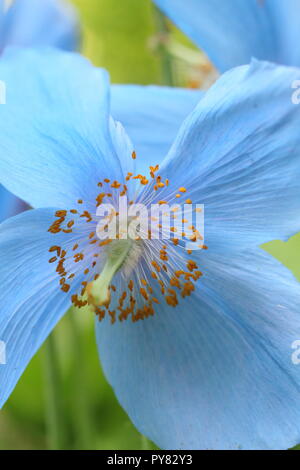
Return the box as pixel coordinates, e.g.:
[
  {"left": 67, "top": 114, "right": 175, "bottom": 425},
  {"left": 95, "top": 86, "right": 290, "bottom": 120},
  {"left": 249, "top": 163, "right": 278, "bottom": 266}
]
[{"left": 0, "top": 0, "right": 300, "bottom": 450}]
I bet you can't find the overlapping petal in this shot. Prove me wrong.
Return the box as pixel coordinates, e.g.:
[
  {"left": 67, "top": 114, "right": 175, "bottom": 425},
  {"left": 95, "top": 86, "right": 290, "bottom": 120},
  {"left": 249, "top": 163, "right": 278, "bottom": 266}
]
[
  {"left": 153, "top": 0, "right": 300, "bottom": 72},
  {"left": 0, "top": 185, "right": 27, "bottom": 223},
  {"left": 0, "top": 48, "right": 134, "bottom": 210},
  {"left": 96, "top": 247, "right": 300, "bottom": 449},
  {"left": 111, "top": 85, "right": 203, "bottom": 174},
  {"left": 157, "top": 59, "right": 300, "bottom": 250},
  {"left": 0, "top": 208, "right": 87, "bottom": 407},
  {"left": 0, "top": 0, "right": 79, "bottom": 51}
]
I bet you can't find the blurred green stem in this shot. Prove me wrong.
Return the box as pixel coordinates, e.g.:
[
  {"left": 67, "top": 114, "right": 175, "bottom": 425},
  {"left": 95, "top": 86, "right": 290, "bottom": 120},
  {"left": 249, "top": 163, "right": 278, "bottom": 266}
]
[
  {"left": 153, "top": 6, "right": 175, "bottom": 86},
  {"left": 43, "top": 332, "right": 65, "bottom": 450},
  {"left": 69, "top": 309, "right": 92, "bottom": 450}
]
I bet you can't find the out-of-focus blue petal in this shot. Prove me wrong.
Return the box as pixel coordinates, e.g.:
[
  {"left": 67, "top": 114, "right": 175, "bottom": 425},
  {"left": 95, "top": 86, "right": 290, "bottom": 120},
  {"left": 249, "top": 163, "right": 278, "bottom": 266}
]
[
  {"left": 0, "top": 0, "right": 79, "bottom": 51},
  {"left": 0, "top": 1, "right": 4, "bottom": 31},
  {"left": 111, "top": 85, "right": 203, "bottom": 174},
  {"left": 0, "top": 47, "right": 133, "bottom": 209},
  {"left": 0, "top": 208, "right": 86, "bottom": 407},
  {"left": 0, "top": 185, "right": 27, "bottom": 223},
  {"left": 153, "top": 0, "right": 300, "bottom": 71},
  {"left": 96, "top": 247, "right": 300, "bottom": 449},
  {"left": 270, "top": 0, "right": 300, "bottom": 67},
  {"left": 158, "top": 59, "right": 300, "bottom": 251}
]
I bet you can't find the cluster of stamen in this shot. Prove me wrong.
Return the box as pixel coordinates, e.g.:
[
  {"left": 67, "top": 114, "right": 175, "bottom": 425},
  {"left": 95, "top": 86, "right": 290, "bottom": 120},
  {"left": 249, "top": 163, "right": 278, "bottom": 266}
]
[{"left": 47, "top": 151, "right": 207, "bottom": 324}]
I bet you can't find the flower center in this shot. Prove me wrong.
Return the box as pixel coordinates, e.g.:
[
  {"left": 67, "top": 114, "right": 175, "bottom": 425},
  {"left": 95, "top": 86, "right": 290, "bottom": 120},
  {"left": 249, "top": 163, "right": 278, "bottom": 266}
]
[
  {"left": 47, "top": 151, "right": 207, "bottom": 323},
  {"left": 87, "top": 238, "right": 133, "bottom": 307}
]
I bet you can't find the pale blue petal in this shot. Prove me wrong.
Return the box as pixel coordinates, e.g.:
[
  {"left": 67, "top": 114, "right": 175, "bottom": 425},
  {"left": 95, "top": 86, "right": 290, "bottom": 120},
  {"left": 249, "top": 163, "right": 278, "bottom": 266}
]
[
  {"left": 158, "top": 60, "right": 300, "bottom": 250},
  {"left": 0, "top": 0, "right": 79, "bottom": 51},
  {"left": 0, "top": 47, "right": 132, "bottom": 209},
  {"left": 0, "top": 1, "right": 4, "bottom": 33},
  {"left": 0, "top": 186, "right": 27, "bottom": 223},
  {"left": 96, "top": 248, "right": 300, "bottom": 449},
  {"left": 0, "top": 208, "right": 86, "bottom": 407},
  {"left": 111, "top": 85, "right": 203, "bottom": 174},
  {"left": 269, "top": 0, "right": 300, "bottom": 67},
  {"left": 154, "top": 0, "right": 300, "bottom": 71}
]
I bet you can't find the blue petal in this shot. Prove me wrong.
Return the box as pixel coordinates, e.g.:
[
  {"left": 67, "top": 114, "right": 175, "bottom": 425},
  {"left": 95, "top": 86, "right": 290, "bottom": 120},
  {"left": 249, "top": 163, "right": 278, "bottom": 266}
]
[
  {"left": 111, "top": 85, "right": 203, "bottom": 174},
  {"left": 0, "top": 0, "right": 79, "bottom": 51},
  {"left": 269, "top": 0, "right": 300, "bottom": 67},
  {"left": 159, "top": 60, "right": 300, "bottom": 250},
  {"left": 0, "top": 47, "right": 133, "bottom": 209},
  {"left": 0, "top": 185, "right": 27, "bottom": 223},
  {"left": 96, "top": 247, "right": 300, "bottom": 449},
  {"left": 153, "top": 0, "right": 300, "bottom": 71},
  {"left": 0, "top": 208, "right": 86, "bottom": 407},
  {"left": 0, "top": 1, "right": 4, "bottom": 31}
]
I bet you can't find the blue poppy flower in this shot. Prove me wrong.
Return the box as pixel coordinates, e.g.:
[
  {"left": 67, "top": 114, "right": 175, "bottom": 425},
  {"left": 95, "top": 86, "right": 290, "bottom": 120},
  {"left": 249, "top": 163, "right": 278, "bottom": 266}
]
[
  {"left": 0, "top": 47, "right": 300, "bottom": 450},
  {"left": 0, "top": 0, "right": 79, "bottom": 223},
  {"left": 153, "top": 0, "right": 300, "bottom": 72}
]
